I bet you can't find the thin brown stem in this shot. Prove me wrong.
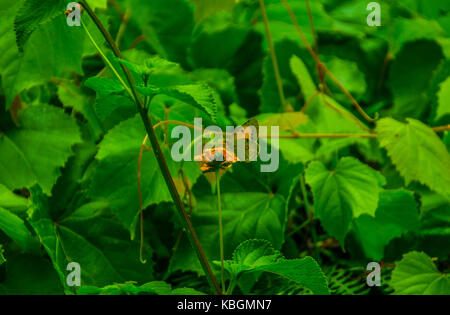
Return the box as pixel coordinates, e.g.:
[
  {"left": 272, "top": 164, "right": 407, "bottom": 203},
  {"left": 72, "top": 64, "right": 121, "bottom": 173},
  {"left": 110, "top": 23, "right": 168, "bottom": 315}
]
[
  {"left": 305, "top": 0, "right": 319, "bottom": 56},
  {"left": 323, "top": 69, "right": 375, "bottom": 122},
  {"left": 432, "top": 124, "right": 450, "bottom": 132},
  {"left": 300, "top": 90, "right": 320, "bottom": 112},
  {"left": 259, "top": 0, "right": 287, "bottom": 111},
  {"left": 320, "top": 93, "right": 371, "bottom": 132},
  {"left": 281, "top": 0, "right": 375, "bottom": 123}
]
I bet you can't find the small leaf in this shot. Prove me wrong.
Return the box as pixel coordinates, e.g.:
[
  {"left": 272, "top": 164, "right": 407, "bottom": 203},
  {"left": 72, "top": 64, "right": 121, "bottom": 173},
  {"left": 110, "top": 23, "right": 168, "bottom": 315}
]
[
  {"left": 377, "top": 117, "right": 450, "bottom": 199},
  {"left": 138, "top": 83, "right": 218, "bottom": 121}
]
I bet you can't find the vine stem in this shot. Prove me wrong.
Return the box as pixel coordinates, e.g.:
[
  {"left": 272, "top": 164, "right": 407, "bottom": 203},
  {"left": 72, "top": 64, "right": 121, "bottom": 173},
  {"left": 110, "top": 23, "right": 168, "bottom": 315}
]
[
  {"left": 299, "top": 175, "right": 319, "bottom": 262},
  {"left": 80, "top": 0, "right": 221, "bottom": 295},
  {"left": 216, "top": 169, "right": 225, "bottom": 294},
  {"left": 259, "top": 0, "right": 287, "bottom": 111},
  {"left": 81, "top": 21, "right": 132, "bottom": 98}
]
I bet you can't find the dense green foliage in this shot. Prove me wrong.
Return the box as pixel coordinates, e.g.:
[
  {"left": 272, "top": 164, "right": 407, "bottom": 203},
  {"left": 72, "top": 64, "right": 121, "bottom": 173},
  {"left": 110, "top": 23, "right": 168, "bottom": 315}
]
[{"left": 0, "top": 0, "right": 449, "bottom": 295}]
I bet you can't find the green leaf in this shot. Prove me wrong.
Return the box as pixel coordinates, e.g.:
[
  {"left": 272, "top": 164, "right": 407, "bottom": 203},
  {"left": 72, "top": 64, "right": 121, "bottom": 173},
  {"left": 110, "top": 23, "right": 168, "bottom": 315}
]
[
  {"left": 84, "top": 77, "right": 126, "bottom": 97},
  {"left": 78, "top": 281, "right": 205, "bottom": 295},
  {"left": 324, "top": 57, "right": 367, "bottom": 100},
  {"left": 390, "top": 251, "right": 450, "bottom": 295},
  {"left": 125, "top": 0, "right": 194, "bottom": 65},
  {"left": 171, "top": 193, "right": 286, "bottom": 273},
  {"left": 221, "top": 239, "right": 329, "bottom": 295},
  {"left": 436, "top": 77, "right": 450, "bottom": 120},
  {"left": 253, "top": 258, "right": 329, "bottom": 295},
  {"left": 29, "top": 186, "right": 154, "bottom": 290},
  {"left": 14, "top": 0, "right": 66, "bottom": 51},
  {"left": 0, "top": 207, "right": 39, "bottom": 252},
  {"left": 1, "top": 14, "right": 85, "bottom": 108},
  {"left": 222, "top": 239, "right": 284, "bottom": 275},
  {"left": 289, "top": 55, "right": 317, "bottom": 100},
  {"left": 305, "top": 157, "right": 385, "bottom": 244},
  {"left": 390, "top": 17, "right": 445, "bottom": 54},
  {"left": 353, "top": 190, "right": 420, "bottom": 260},
  {"left": 0, "top": 105, "right": 81, "bottom": 194},
  {"left": 138, "top": 83, "right": 218, "bottom": 121},
  {"left": 377, "top": 117, "right": 450, "bottom": 199}
]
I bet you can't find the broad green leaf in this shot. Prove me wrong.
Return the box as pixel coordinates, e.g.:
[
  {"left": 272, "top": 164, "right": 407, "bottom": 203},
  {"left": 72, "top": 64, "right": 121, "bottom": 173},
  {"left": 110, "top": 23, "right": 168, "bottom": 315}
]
[
  {"left": 353, "top": 190, "right": 420, "bottom": 260},
  {"left": 171, "top": 192, "right": 286, "bottom": 273},
  {"left": 79, "top": 281, "right": 205, "bottom": 295},
  {"left": 84, "top": 77, "right": 126, "bottom": 97},
  {"left": 89, "top": 115, "right": 201, "bottom": 231},
  {"left": 376, "top": 117, "right": 450, "bottom": 199},
  {"left": 14, "top": 0, "right": 107, "bottom": 51},
  {"left": 14, "top": 0, "right": 65, "bottom": 51},
  {"left": 390, "top": 251, "right": 450, "bottom": 295},
  {"left": 112, "top": 56, "right": 219, "bottom": 120},
  {"left": 436, "top": 77, "right": 450, "bottom": 120},
  {"left": 305, "top": 157, "right": 385, "bottom": 244},
  {"left": 0, "top": 207, "right": 39, "bottom": 252},
  {"left": 29, "top": 187, "right": 154, "bottom": 290},
  {"left": 222, "top": 239, "right": 284, "bottom": 275},
  {"left": 219, "top": 239, "right": 329, "bottom": 295},
  {"left": 1, "top": 14, "right": 85, "bottom": 108},
  {"left": 0, "top": 105, "right": 81, "bottom": 194}
]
